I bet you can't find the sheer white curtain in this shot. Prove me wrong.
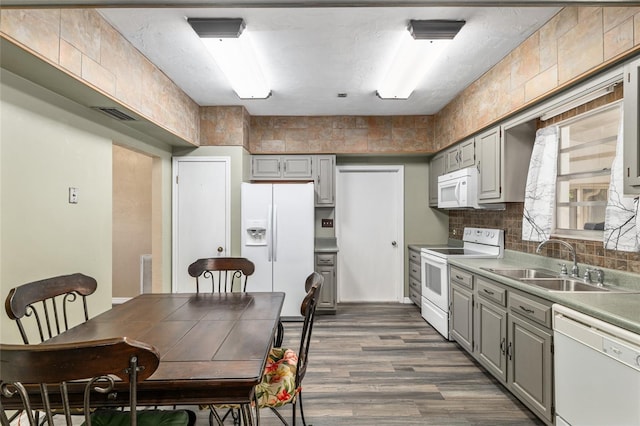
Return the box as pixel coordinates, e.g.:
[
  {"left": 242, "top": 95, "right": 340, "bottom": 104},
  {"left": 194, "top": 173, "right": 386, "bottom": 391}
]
[
  {"left": 604, "top": 106, "right": 639, "bottom": 252},
  {"left": 522, "top": 126, "right": 559, "bottom": 242}
]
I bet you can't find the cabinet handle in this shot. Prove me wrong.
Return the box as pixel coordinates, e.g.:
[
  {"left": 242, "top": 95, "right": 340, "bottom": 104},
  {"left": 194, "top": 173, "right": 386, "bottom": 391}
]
[
  {"left": 483, "top": 288, "right": 495, "bottom": 295},
  {"left": 455, "top": 275, "right": 464, "bottom": 280},
  {"left": 519, "top": 305, "right": 535, "bottom": 314},
  {"left": 500, "top": 337, "right": 506, "bottom": 355},
  {"left": 508, "top": 342, "right": 513, "bottom": 360}
]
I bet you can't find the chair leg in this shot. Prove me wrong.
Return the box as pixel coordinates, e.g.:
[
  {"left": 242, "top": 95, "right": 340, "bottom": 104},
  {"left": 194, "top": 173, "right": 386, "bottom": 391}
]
[
  {"left": 298, "top": 392, "right": 307, "bottom": 426},
  {"left": 269, "top": 407, "right": 289, "bottom": 425},
  {"left": 209, "top": 405, "right": 225, "bottom": 426}
]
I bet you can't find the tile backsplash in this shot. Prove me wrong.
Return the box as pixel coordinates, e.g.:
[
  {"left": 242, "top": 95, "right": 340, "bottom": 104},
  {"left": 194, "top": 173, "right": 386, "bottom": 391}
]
[{"left": 449, "top": 203, "right": 640, "bottom": 273}]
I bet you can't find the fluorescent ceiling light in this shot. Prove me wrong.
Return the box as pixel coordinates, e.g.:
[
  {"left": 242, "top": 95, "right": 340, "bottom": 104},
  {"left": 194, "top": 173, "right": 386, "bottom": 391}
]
[
  {"left": 540, "top": 85, "right": 616, "bottom": 121},
  {"left": 377, "top": 20, "right": 464, "bottom": 100},
  {"left": 188, "top": 18, "right": 271, "bottom": 100}
]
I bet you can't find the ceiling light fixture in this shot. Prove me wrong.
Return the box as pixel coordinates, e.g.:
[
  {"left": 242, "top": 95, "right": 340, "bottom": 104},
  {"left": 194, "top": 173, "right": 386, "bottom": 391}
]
[
  {"left": 188, "top": 18, "right": 271, "bottom": 100},
  {"left": 377, "top": 20, "right": 465, "bottom": 100}
]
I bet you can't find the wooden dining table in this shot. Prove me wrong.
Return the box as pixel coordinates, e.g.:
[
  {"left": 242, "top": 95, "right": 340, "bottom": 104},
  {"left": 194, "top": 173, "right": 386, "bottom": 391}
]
[{"left": 42, "top": 292, "right": 285, "bottom": 411}]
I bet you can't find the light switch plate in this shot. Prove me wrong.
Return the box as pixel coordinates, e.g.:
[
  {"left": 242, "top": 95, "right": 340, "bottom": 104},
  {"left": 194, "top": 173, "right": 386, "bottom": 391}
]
[{"left": 69, "top": 187, "right": 79, "bottom": 204}]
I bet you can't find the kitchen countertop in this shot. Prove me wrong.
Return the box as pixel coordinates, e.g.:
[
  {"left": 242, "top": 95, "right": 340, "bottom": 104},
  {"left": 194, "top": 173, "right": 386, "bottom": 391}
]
[
  {"left": 448, "top": 251, "right": 640, "bottom": 335},
  {"left": 315, "top": 237, "right": 338, "bottom": 253}
]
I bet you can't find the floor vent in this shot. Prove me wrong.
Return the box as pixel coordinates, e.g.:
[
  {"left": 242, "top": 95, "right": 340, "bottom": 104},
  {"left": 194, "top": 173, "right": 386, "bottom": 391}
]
[{"left": 92, "top": 107, "right": 136, "bottom": 121}]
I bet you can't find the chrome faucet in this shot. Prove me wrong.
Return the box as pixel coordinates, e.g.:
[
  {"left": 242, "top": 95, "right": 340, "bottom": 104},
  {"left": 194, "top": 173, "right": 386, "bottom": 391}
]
[
  {"left": 536, "top": 239, "right": 579, "bottom": 277},
  {"left": 584, "top": 267, "right": 605, "bottom": 286}
]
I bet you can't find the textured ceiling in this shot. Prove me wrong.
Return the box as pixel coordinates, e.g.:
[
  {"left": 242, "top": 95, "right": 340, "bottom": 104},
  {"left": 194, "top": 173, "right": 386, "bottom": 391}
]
[{"left": 99, "top": 6, "right": 561, "bottom": 116}]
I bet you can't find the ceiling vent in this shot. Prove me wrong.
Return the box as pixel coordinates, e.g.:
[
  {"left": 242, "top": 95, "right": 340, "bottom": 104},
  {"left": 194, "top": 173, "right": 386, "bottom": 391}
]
[{"left": 92, "top": 107, "right": 137, "bottom": 121}]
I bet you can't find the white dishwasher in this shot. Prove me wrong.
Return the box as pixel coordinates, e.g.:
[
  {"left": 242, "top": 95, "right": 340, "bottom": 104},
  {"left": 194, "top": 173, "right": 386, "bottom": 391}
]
[{"left": 553, "top": 304, "right": 640, "bottom": 426}]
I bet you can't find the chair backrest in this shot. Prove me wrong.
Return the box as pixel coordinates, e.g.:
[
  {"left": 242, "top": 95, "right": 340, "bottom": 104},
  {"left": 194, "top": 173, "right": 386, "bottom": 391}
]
[
  {"left": 5, "top": 273, "right": 98, "bottom": 344},
  {"left": 0, "top": 337, "right": 159, "bottom": 426},
  {"left": 295, "top": 272, "right": 324, "bottom": 387},
  {"left": 187, "top": 257, "right": 255, "bottom": 293}
]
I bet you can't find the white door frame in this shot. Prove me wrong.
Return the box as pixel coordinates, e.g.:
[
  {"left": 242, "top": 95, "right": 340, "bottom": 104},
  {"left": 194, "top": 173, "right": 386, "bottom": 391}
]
[
  {"left": 335, "top": 164, "right": 405, "bottom": 303},
  {"left": 171, "top": 156, "right": 231, "bottom": 293}
]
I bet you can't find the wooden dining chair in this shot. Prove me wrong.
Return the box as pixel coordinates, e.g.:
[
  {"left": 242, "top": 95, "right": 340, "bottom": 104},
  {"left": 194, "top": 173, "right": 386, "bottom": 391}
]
[
  {"left": 4, "top": 273, "right": 98, "bottom": 344},
  {"left": 254, "top": 271, "right": 323, "bottom": 426},
  {"left": 188, "top": 257, "right": 255, "bottom": 293},
  {"left": 0, "top": 337, "right": 195, "bottom": 426}
]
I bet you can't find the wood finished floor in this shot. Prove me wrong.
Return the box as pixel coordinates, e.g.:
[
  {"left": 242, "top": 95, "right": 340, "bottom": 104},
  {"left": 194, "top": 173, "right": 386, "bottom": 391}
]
[{"left": 196, "top": 302, "right": 544, "bottom": 425}]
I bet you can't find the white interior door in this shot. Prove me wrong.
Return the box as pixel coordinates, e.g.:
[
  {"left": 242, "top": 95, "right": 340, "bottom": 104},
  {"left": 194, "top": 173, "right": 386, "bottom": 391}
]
[
  {"left": 336, "top": 165, "right": 404, "bottom": 302},
  {"left": 172, "top": 157, "right": 230, "bottom": 293}
]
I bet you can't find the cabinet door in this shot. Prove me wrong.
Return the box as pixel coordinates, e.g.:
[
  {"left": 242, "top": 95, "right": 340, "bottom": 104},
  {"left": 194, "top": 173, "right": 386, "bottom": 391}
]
[
  {"left": 508, "top": 314, "right": 554, "bottom": 424},
  {"left": 459, "top": 138, "right": 475, "bottom": 169},
  {"left": 314, "top": 155, "right": 335, "bottom": 206},
  {"left": 317, "top": 265, "right": 336, "bottom": 311},
  {"left": 624, "top": 57, "right": 640, "bottom": 194},
  {"left": 475, "top": 299, "right": 508, "bottom": 383},
  {"left": 429, "top": 153, "right": 445, "bottom": 206},
  {"left": 445, "top": 146, "right": 460, "bottom": 173},
  {"left": 477, "top": 127, "right": 502, "bottom": 200},
  {"left": 450, "top": 283, "right": 473, "bottom": 353},
  {"left": 282, "top": 156, "right": 313, "bottom": 179},
  {"left": 252, "top": 156, "right": 282, "bottom": 179}
]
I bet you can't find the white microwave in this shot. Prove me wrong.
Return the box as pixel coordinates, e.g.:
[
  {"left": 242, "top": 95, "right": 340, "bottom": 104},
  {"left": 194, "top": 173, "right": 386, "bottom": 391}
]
[{"left": 437, "top": 167, "right": 480, "bottom": 209}]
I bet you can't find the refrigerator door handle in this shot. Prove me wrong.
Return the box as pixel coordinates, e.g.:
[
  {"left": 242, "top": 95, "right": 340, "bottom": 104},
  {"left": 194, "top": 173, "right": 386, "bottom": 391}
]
[
  {"left": 273, "top": 204, "right": 278, "bottom": 262},
  {"left": 267, "top": 204, "right": 273, "bottom": 262}
]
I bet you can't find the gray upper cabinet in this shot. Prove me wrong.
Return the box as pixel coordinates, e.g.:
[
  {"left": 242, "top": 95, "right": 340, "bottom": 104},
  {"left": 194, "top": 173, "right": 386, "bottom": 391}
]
[
  {"left": 251, "top": 155, "right": 313, "bottom": 180},
  {"left": 445, "top": 138, "right": 475, "bottom": 173},
  {"left": 477, "top": 121, "right": 536, "bottom": 203},
  {"left": 476, "top": 127, "right": 501, "bottom": 201},
  {"left": 314, "top": 155, "right": 335, "bottom": 207},
  {"left": 624, "top": 57, "right": 640, "bottom": 195},
  {"left": 429, "top": 153, "right": 445, "bottom": 206}
]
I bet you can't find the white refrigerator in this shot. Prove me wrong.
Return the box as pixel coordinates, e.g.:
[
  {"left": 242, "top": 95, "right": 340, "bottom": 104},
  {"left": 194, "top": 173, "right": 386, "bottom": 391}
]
[{"left": 241, "top": 182, "right": 314, "bottom": 318}]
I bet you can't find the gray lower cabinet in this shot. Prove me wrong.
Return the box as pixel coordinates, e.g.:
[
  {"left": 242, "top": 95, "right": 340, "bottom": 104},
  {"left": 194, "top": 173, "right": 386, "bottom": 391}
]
[
  {"left": 508, "top": 293, "right": 554, "bottom": 424},
  {"left": 408, "top": 247, "right": 422, "bottom": 306},
  {"left": 475, "top": 278, "right": 508, "bottom": 383},
  {"left": 450, "top": 269, "right": 554, "bottom": 425},
  {"left": 315, "top": 253, "right": 337, "bottom": 313},
  {"left": 449, "top": 266, "right": 474, "bottom": 352}
]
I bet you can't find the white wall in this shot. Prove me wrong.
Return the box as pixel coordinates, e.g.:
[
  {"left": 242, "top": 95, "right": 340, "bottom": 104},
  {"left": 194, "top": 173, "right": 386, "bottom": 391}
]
[{"left": 0, "top": 70, "right": 173, "bottom": 343}]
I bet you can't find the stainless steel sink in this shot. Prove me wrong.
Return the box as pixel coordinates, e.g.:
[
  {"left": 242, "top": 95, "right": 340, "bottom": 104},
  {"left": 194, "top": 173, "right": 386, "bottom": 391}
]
[
  {"left": 480, "top": 267, "right": 625, "bottom": 292},
  {"left": 481, "top": 267, "right": 559, "bottom": 279},
  {"left": 520, "top": 278, "right": 610, "bottom": 292}
]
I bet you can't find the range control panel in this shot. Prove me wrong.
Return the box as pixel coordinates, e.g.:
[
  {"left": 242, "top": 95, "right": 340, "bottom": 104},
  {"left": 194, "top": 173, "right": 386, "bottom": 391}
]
[{"left": 462, "top": 227, "right": 504, "bottom": 246}]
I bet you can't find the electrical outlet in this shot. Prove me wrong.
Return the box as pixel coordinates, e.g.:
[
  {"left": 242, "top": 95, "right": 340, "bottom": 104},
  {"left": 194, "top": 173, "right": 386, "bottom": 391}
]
[
  {"left": 69, "top": 187, "right": 79, "bottom": 204},
  {"left": 321, "top": 219, "right": 334, "bottom": 228}
]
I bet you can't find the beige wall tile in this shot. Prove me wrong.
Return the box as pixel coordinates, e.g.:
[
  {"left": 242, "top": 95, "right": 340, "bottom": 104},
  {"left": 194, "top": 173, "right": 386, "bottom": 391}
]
[
  {"left": 525, "top": 65, "right": 558, "bottom": 102},
  {"left": 604, "top": 17, "right": 634, "bottom": 60},
  {"left": 558, "top": 8, "right": 604, "bottom": 83},
  {"left": 603, "top": 7, "right": 640, "bottom": 31},
  {"left": 59, "top": 39, "right": 82, "bottom": 76},
  {"left": 1, "top": 9, "right": 61, "bottom": 63},
  {"left": 510, "top": 34, "right": 541, "bottom": 90},
  {"left": 61, "top": 10, "right": 102, "bottom": 63},
  {"left": 82, "top": 55, "right": 116, "bottom": 95}
]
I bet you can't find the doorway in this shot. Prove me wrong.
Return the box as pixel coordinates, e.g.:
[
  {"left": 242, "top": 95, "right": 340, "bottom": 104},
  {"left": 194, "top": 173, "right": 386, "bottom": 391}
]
[
  {"left": 172, "top": 156, "right": 230, "bottom": 293},
  {"left": 112, "top": 145, "right": 153, "bottom": 300},
  {"left": 336, "top": 165, "right": 404, "bottom": 302}
]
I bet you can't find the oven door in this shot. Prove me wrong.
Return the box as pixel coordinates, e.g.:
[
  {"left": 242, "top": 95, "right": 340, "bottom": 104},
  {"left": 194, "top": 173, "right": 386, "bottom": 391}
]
[{"left": 420, "top": 253, "right": 448, "bottom": 311}]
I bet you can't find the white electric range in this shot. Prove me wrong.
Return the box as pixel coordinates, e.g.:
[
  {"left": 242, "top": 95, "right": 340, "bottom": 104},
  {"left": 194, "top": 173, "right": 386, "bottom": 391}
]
[{"left": 420, "top": 227, "right": 504, "bottom": 340}]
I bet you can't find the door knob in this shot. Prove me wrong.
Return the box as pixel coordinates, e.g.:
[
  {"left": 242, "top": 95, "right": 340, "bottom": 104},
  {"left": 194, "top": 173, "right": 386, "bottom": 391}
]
[{"left": 391, "top": 241, "right": 397, "bottom": 247}]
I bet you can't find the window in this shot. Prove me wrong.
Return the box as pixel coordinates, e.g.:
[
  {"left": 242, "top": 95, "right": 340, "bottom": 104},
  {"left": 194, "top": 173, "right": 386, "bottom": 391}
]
[{"left": 554, "top": 104, "right": 620, "bottom": 238}]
